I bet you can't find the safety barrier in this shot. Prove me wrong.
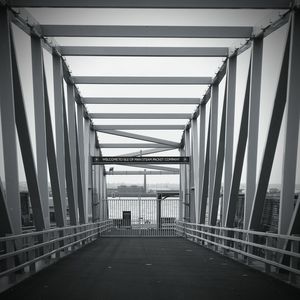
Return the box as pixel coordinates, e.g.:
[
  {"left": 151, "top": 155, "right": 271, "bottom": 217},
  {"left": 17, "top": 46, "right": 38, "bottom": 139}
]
[
  {"left": 176, "top": 221, "right": 300, "bottom": 286},
  {"left": 103, "top": 198, "right": 179, "bottom": 237},
  {"left": 0, "top": 220, "right": 112, "bottom": 290}
]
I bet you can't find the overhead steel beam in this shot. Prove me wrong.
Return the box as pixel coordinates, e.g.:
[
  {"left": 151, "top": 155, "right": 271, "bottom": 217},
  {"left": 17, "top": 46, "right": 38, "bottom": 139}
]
[
  {"left": 60, "top": 46, "right": 228, "bottom": 57},
  {"left": 90, "top": 113, "right": 191, "bottom": 119},
  {"left": 100, "top": 143, "right": 178, "bottom": 148},
  {"left": 106, "top": 170, "right": 179, "bottom": 175},
  {"left": 73, "top": 76, "right": 212, "bottom": 85},
  {"left": 94, "top": 125, "right": 185, "bottom": 130},
  {"left": 120, "top": 148, "right": 173, "bottom": 157},
  {"left": 84, "top": 97, "right": 200, "bottom": 105},
  {"left": 113, "top": 164, "right": 179, "bottom": 172},
  {"left": 41, "top": 25, "right": 253, "bottom": 38},
  {"left": 7, "top": 0, "right": 292, "bottom": 9},
  {"left": 99, "top": 129, "right": 179, "bottom": 147}
]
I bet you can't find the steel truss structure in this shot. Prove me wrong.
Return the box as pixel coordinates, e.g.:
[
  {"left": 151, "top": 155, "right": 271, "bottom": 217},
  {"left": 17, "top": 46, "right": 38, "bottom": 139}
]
[{"left": 0, "top": 0, "right": 299, "bottom": 289}]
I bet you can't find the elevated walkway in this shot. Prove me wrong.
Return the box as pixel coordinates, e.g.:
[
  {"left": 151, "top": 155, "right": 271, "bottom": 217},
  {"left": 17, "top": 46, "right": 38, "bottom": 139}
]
[{"left": 1, "top": 238, "right": 299, "bottom": 300}]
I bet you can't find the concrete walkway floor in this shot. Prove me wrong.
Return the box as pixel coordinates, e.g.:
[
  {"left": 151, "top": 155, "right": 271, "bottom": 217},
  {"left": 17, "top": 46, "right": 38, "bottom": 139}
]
[{"left": 1, "top": 238, "right": 299, "bottom": 300}]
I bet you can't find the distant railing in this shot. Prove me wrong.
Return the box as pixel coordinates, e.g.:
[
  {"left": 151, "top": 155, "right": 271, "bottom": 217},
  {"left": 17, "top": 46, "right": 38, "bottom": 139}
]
[
  {"left": 176, "top": 221, "right": 300, "bottom": 286},
  {"left": 0, "top": 220, "right": 113, "bottom": 290}
]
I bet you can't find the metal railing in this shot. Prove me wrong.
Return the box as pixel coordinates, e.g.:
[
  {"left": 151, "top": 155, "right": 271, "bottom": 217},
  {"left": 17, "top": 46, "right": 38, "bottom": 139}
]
[
  {"left": 0, "top": 220, "right": 112, "bottom": 290},
  {"left": 176, "top": 221, "right": 300, "bottom": 286},
  {"left": 103, "top": 198, "right": 179, "bottom": 237}
]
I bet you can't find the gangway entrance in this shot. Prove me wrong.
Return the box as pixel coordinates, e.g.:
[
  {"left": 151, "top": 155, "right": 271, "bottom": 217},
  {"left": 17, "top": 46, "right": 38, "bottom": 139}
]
[{"left": 104, "top": 191, "right": 180, "bottom": 237}]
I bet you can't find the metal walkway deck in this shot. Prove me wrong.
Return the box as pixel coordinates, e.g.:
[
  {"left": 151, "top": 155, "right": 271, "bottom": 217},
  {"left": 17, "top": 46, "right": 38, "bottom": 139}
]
[{"left": 1, "top": 238, "right": 299, "bottom": 300}]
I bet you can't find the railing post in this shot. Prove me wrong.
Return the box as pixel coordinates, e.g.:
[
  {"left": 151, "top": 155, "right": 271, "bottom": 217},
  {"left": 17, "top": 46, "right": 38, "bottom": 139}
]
[
  {"left": 5, "top": 236, "right": 16, "bottom": 284},
  {"left": 233, "top": 231, "right": 239, "bottom": 260},
  {"left": 264, "top": 235, "right": 272, "bottom": 273},
  {"left": 28, "top": 235, "right": 36, "bottom": 273},
  {"left": 289, "top": 235, "right": 299, "bottom": 284},
  {"left": 246, "top": 233, "right": 253, "bottom": 265}
]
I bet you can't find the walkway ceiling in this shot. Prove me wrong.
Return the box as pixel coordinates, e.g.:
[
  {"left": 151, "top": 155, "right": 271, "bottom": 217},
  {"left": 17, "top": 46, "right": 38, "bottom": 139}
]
[{"left": 4, "top": 0, "right": 293, "bottom": 169}]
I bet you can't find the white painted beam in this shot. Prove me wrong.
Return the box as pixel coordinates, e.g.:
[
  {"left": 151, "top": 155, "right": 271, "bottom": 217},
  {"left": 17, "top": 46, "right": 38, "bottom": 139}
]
[
  {"left": 100, "top": 143, "right": 178, "bottom": 148},
  {"left": 91, "top": 113, "right": 191, "bottom": 119},
  {"left": 84, "top": 97, "right": 200, "bottom": 105},
  {"left": 42, "top": 25, "right": 253, "bottom": 38},
  {"left": 60, "top": 46, "right": 228, "bottom": 57},
  {"left": 73, "top": 76, "right": 212, "bottom": 85},
  {"left": 94, "top": 125, "right": 185, "bottom": 130},
  {"left": 99, "top": 129, "right": 179, "bottom": 147},
  {"left": 8, "top": 0, "right": 291, "bottom": 9}
]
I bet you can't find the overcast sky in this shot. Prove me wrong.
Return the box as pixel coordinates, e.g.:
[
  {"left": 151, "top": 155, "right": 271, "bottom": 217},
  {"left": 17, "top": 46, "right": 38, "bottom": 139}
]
[{"left": 0, "top": 8, "right": 299, "bottom": 189}]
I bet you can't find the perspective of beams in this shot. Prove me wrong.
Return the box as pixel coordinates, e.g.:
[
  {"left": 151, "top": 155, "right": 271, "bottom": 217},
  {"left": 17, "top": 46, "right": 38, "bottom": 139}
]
[{"left": 1, "top": 1, "right": 300, "bottom": 296}]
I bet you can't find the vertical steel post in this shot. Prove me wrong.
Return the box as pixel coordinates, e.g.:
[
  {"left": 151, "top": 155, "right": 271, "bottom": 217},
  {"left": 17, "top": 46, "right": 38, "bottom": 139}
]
[
  {"left": 31, "top": 36, "right": 50, "bottom": 229},
  {"left": 198, "top": 104, "right": 206, "bottom": 223},
  {"left": 63, "top": 90, "right": 77, "bottom": 225},
  {"left": 67, "top": 84, "right": 78, "bottom": 222},
  {"left": 52, "top": 54, "right": 67, "bottom": 222},
  {"left": 11, "top": 34, "right": 46, "bottom": 231},
  {"left": 75, "top": 104, "right": 86, "bottom": 224},
  {"left": 43, "top": 67, "right": 66, "bottom": 227},
  {"left": 210, "top": 82, "right": 227, "bottom": 226},
  {"left": 179, "top": 148, "right": 185, "bottom": 221},
  {"left": 249, "top": 22, "right": 291, "bottom": 231},
  {"left": 77, "top": 104, "right": 86, "bottom": 223},
  {"left": 225, "top": 61, "right": 251, "bottom": 227},
  {"left": 84, "top": 118, "right": 90, "bottom": 222},
  {"left": 89, "top": 129, "right": 95, "bottom": 222},
  {"left": 223, "top": 55, "right": 237, "bottom": 226},
  {"left": 244, "top": 38, "right": 263, "bottom": 229},
  {"left": 191, "top": 118, "right": 199, "bottom": 223},
  {"left": 199, "top": 117, "right": 211, "bottom": 224},
  {"left": 0, "top": 7, "right": 21, "bottom": 234},
  {"left": 279, "top": 11, "right": 300, "bottom": 235},
  {"left": 99, "top": 164, "right": 104, "bottom": 221},
  {"left": 184, "top": 129, "right": 191, "bottom": 221},
  {"left": 208, "top": 84, "right": 219, "bottom": 222}
]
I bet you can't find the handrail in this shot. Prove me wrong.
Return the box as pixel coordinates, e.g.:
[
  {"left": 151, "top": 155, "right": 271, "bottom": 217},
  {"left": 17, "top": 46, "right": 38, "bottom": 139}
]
[
  {"left": 176, "top": 220, "right": 300, "bottom": 242},
  {"left": 0, "top": 220, "right": 113, "bottom": 284},
  {"left": 0, "top": 221, "right": 108, "bottom": 242},
  {"left": 176, "top": 221, "right": 300, "bottom": 285}
]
